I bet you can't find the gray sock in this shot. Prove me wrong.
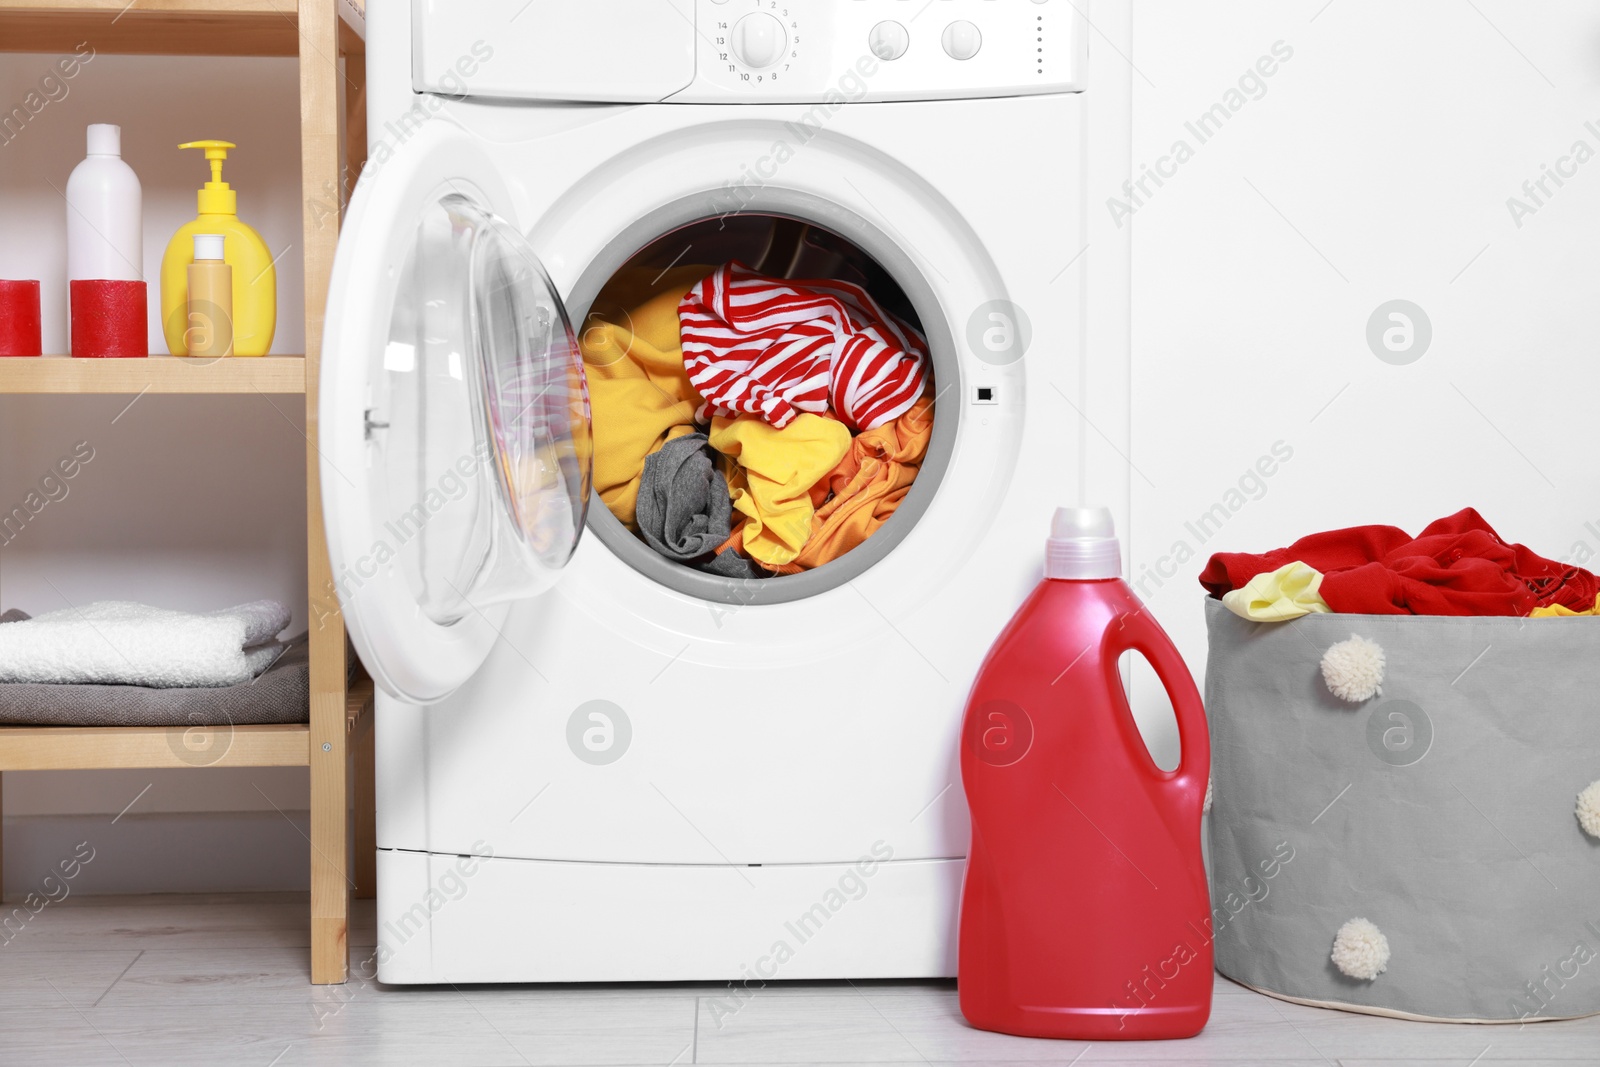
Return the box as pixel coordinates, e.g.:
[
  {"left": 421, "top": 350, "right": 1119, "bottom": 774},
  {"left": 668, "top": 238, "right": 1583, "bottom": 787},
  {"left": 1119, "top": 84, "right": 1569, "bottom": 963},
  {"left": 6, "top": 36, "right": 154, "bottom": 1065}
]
[{"left": 635, "top": 433, "right": 767, "bottom": 579}]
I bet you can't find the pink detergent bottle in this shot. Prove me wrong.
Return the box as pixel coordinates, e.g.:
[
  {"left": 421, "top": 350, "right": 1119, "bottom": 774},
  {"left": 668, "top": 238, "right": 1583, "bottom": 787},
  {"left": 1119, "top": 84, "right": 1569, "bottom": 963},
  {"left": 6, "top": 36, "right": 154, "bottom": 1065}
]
[{"left": 958, "top": 506, "right": 1212, "bottom": 1040}]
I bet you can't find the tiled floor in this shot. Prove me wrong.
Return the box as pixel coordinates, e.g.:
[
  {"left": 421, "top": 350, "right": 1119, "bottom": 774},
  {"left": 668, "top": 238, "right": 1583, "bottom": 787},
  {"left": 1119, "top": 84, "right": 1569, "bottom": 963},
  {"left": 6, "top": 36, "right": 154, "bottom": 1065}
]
[{"left": 0, "top": 893, "right": 1595, "bottom": 1065}]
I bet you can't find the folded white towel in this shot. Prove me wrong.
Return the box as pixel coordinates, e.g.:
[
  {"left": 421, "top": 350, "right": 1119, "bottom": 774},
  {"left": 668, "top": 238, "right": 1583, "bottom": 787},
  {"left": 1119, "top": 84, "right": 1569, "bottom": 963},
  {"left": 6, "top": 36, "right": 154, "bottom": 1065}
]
[{"left": 0, "top": 600, "right": 293, "bottom": 688}]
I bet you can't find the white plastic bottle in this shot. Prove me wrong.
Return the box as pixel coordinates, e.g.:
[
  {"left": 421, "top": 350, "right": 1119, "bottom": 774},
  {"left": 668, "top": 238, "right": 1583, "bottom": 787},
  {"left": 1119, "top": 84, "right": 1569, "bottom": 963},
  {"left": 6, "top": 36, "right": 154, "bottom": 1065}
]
[{"left": 66, "top": 124, "right": 142, "bottom": 282}]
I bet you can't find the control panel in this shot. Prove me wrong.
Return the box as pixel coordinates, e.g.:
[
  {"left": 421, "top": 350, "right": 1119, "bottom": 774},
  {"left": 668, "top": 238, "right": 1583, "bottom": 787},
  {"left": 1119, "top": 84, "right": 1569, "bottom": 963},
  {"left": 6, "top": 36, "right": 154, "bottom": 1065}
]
[
  {"left": 411, "top": 0, "right": 1084, "bottom": 105},
  {"left": 673, "top": 0, "right": 1086, "bottom": 102}
]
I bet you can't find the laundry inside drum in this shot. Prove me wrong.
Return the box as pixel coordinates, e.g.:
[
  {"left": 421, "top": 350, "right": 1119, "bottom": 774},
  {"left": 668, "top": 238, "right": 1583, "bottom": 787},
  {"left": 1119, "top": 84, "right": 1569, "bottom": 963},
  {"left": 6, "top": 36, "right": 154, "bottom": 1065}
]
[{"left": 579, "top": 215, "right": 936, "bottom": 582}]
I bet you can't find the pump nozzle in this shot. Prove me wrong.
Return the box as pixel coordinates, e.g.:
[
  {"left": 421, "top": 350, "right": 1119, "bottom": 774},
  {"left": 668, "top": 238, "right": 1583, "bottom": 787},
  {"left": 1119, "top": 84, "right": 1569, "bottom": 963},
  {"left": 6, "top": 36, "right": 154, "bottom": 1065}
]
[{"left": 178, "top": 140, "right": 239, "bottom": 215}]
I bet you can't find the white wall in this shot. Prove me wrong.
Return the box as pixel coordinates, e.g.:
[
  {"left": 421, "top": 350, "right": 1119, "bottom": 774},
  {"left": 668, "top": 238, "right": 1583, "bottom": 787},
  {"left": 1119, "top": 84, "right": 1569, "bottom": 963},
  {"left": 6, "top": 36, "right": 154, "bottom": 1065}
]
[
  {"left": 1125, "top": 0, "right": 1600, "bottom": 762},
  {"left": 0, "top": 54, "right": 313, "bottom": 893},
  {"left": 6, "top": 3, "right": 1599, "bottom": 890}
]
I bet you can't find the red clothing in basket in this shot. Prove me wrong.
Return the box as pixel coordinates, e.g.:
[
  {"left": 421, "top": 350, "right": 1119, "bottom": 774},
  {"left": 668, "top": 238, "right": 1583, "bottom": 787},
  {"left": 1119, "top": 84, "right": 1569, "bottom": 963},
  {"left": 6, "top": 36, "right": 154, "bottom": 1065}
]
[{"left": 1199, "top": 508, "right": 1598, "bottom": 616}]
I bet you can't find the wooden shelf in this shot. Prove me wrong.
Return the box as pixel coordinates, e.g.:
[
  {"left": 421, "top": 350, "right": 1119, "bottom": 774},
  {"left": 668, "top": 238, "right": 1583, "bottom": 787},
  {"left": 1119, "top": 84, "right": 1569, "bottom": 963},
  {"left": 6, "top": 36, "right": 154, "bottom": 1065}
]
[
  {"left": 0, "top": 0, "right": 364, "bottom": 57},
  {"left": 0, "top": 722, "right": 309, "bottom": 770},
  {"left": 0, "top": 354, "right": 306, "bottom": 394},
  {"left": 0, "top": 0, "right": 363, "bottom": 984}
]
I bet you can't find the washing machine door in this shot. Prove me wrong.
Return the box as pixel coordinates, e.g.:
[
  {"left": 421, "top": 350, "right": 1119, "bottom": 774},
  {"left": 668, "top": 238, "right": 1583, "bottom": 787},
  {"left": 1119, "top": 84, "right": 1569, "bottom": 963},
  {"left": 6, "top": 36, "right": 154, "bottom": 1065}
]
[{"left": 320, "top": 121, "right": 591, "bottom": 705}]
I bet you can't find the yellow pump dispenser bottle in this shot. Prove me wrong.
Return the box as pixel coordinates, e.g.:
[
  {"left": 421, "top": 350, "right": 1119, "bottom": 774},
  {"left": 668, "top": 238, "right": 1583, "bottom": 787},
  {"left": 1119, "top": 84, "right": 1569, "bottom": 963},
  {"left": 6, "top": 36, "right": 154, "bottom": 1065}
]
[{"left": 160, "top": 141, "right": 276, "bottom": 356}]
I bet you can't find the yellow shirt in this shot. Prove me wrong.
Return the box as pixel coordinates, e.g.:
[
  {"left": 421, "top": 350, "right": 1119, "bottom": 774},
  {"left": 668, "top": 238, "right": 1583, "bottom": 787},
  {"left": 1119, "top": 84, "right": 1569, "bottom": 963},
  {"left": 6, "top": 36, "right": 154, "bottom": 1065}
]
[
  {"left": 579, "top": 267, "right": 713, "bottom": 527},
  {"left": 1221, "top": 561, "right": 1331, "bottom": 623},
  {"left": 709, "top": 412, "right": 851, "bottom": 567},
  {"left": 1530, "top": 594, "right": 1600, "bottom": 618}
]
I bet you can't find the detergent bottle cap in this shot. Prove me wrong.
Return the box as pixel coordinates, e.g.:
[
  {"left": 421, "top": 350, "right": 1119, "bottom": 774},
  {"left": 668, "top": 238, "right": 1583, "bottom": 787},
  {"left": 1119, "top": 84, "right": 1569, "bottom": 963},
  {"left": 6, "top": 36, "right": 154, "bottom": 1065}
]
[
  {"left": 192, "top": 233, "right": 225, "bottom": 261},
  {"left": 179, "top": 140, "right": 238, "bottom": 216},
  {"left": 1045, "top": 505, "right": 1122, "bottom": 580},
  {"left": 86, "top": 123, "right": 121, "bottom": 156}
]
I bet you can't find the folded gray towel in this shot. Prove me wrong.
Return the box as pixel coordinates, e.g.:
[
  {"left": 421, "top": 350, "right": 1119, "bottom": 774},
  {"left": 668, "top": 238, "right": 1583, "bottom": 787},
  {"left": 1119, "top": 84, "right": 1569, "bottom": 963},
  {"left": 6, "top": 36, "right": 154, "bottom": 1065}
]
[
  {"left": 636, "top": 433, "right": 765, "bottom": 579},
  {"left": 0, "top": 632, "right": 310, "bottom": 726}
]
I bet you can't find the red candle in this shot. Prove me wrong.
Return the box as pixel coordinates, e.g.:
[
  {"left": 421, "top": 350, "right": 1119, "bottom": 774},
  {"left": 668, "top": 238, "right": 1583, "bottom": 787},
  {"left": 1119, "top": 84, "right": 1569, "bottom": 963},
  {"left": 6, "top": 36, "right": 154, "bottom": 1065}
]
[
  {"left": 0, "top": 280, "right": 43, "bottom": 357},
  {"left": 70, "top": 279, "right": 148, "bottom": 358}
]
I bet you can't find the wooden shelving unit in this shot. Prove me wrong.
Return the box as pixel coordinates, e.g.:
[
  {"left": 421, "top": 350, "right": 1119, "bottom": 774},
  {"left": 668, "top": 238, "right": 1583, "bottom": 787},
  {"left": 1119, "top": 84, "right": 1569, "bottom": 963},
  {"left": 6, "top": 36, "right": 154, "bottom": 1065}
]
[
  {"left": 0, "top": 0, "right": 365, "bottom": 57},
  {"left": 0, "top": 724, "right": 312, "bottom": 769},
  {"left": 0, "top": 354, "right": 306, "bottom": 393},
  {"left": 0, "top": 0, "right": 368, "bottom": 984}
]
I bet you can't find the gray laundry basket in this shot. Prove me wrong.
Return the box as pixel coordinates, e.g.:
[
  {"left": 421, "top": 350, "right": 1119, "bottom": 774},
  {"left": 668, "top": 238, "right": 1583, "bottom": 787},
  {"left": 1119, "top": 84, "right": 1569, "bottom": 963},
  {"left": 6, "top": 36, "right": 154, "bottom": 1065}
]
[{"left": 1203, "top": 597, "right": 1600, "bottom": 1022}]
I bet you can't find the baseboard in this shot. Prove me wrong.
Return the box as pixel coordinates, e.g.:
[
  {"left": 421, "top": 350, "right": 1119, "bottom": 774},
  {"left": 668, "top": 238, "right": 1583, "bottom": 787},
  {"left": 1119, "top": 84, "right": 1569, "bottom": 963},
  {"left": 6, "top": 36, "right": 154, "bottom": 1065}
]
[{"left": 2, "top": 811, "right": 311, "bottom": 898}]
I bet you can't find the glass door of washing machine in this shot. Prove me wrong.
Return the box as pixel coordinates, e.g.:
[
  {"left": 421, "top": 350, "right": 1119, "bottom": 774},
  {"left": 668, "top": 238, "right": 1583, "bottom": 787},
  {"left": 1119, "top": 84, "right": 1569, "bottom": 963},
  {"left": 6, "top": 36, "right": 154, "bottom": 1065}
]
[{"left": 319, "top": 121, "right": 591, "bottom": 705}]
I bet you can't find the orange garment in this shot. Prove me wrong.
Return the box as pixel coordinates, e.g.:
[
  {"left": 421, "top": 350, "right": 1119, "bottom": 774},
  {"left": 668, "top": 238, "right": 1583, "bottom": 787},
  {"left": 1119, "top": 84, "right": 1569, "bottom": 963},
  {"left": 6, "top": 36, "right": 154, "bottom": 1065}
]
[
  {"left": 578, "top": 266, "right": 714, "bottom": 527},
  {"left": 718, "top": 394, "right": 934, "bottom": 572}
]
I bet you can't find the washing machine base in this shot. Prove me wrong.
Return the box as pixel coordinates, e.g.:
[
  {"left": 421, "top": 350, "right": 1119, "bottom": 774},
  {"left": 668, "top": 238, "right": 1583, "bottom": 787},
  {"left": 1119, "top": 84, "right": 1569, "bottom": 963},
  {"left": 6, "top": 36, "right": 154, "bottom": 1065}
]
[{"left": 372, "top": 848, "right": 964, "bottom": 984}]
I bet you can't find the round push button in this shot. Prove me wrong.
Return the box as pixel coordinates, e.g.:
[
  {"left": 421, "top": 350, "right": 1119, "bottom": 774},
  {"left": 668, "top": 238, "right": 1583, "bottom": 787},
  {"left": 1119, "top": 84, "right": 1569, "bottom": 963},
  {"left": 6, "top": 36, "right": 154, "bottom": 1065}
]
[
  {"left": 942, "top": 20, "right": 982, "bottom": 60},
  {"left": 868, "top": 20, "right": 910, "bottom": 61}
]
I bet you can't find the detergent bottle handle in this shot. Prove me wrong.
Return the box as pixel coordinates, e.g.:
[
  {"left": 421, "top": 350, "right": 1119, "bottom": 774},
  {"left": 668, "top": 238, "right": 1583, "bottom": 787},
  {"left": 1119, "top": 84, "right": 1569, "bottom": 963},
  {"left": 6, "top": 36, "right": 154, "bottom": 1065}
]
[{"left": 1101, "top": 603, "right": 1210, "bottom": 798}]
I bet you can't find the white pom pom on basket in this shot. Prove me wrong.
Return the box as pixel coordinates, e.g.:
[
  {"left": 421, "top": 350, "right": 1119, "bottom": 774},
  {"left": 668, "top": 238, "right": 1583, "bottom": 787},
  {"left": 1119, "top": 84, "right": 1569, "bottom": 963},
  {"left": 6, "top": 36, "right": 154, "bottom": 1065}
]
[{"left": 1321, "top": 634, "right": 1386, "bottom": 703}]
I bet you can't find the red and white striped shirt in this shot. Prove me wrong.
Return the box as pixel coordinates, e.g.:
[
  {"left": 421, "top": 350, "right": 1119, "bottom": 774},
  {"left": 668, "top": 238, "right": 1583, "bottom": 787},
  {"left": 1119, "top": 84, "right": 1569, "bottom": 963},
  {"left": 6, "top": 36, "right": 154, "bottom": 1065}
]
[{"left": 679, "top": 262, "right": 929, "bottom": 432}]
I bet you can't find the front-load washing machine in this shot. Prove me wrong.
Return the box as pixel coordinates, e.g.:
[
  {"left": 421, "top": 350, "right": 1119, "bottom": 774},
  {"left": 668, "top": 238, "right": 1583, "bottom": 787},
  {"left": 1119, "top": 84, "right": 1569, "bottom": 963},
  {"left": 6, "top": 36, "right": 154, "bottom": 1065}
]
[{"left": 320, "top": 0, "right": 1127, "bottom": 982}]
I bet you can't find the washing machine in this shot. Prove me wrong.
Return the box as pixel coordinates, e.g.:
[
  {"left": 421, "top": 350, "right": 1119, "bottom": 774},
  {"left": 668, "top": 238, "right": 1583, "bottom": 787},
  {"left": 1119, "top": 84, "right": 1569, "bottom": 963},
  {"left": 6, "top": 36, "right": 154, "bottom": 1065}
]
[{"left": 319, "top": 0, "right": 1125, "bottom": 983}]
